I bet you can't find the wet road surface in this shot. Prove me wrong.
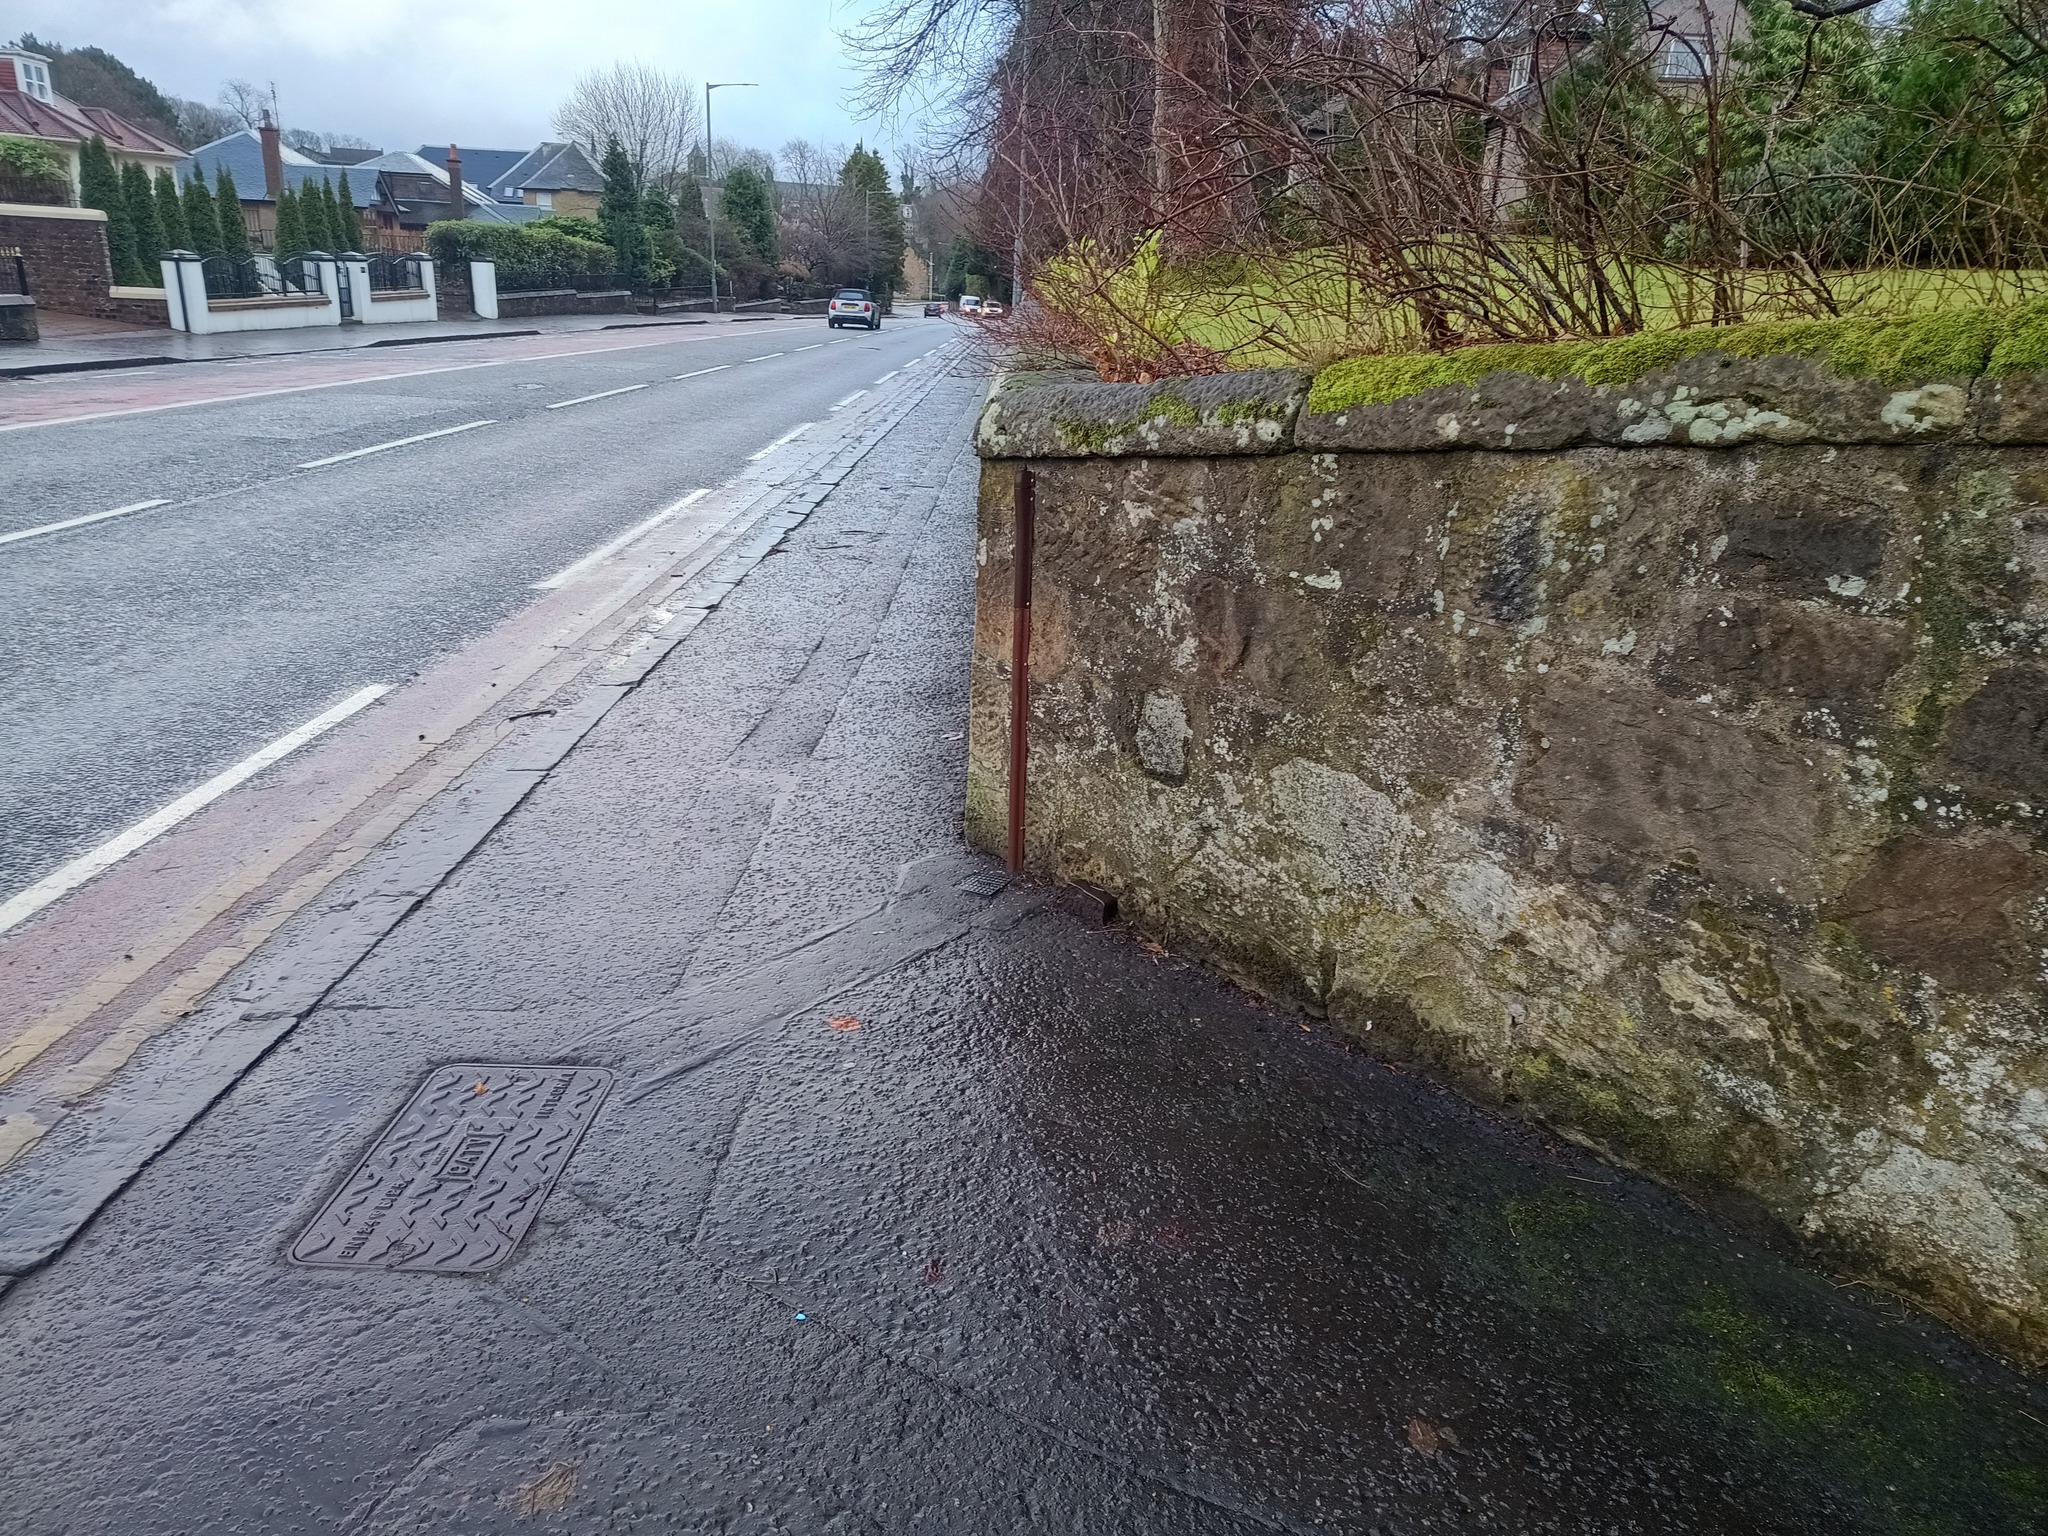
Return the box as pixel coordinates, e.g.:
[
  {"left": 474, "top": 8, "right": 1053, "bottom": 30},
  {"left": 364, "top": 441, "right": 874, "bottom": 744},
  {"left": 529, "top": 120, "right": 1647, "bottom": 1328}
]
[
  {"left": 0, "top": 370, "right": 2044, "bottom": 1533},
  {"left": 0, "top": 317, "right": 946, "bottom": 903}
]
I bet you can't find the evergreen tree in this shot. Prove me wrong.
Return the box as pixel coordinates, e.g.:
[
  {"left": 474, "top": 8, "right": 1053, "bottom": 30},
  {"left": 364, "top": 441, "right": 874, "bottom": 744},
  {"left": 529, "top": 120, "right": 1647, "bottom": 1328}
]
[
  {"left": 720, "top": 164, "right": 777, "bottom": 262},
  {"left": 318, "top": 178, "right": 345, "bottom": 252},
  {"left": 182, "top": 171, "right": 223, "bottom": 254},
  {"left": 274, "top": 184, "right": 307, "bottom": 258},
  {"left": 336, "top": 170, "right": 365, "bottom": 251},
  {"left": 597, "top": 135, "right": 651, "bottom": 284},
  {"left": 154, "top": 166, "right": 190, "bottom": 251},
  {"left": 78, "top": 137, "right": 145, "bottom": 285},
  {"left": 838, "top": 144, "right": 903, "bottom": 296},
  {"left": 121, "top": 159, "right": 163, "bottom": 274},
  {"left": 214, "top": 167, "right": 252, "bottom": 258}
]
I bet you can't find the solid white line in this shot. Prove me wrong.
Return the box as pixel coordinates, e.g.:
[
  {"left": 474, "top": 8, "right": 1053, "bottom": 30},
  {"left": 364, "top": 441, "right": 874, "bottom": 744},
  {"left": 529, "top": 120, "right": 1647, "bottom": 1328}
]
[
  {"left": 674, "top": 365, "right": 732, "bottom": 380},
  {"left": 0, "top": 686, "right": 390, "bottom": 938},
  {"left": 745, "top": 353, "right": 784, "bottom": 362},
  {"left": 0, "top": 499, "right": 169, "bottom": 549},
  {"left": 299, "top": 419, "right": 494, "bottom": 469},
  {"left": 0, "top": 325, "right": 814, "bottom": 437},
  {"left": 532, "top": 488, "right": 710, "bottom": 591},
  {"left": 747, "top": 422, "right": 814, "bottom": 461},
  {"left": 793, "top": 344, "right": 823, "bottom": 352},
  {"left": 873, "top": 369, "right": 899, "bottom": 384},
  {"left": 829, "top": 390, "right": 867, "bottom": 411},
  {"left": 546, "top": 383, "right": 648, "bottom": 410}
]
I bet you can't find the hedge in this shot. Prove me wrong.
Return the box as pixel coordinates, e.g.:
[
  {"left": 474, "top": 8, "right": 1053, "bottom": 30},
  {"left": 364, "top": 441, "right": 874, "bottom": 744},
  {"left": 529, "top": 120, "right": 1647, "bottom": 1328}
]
[{"left": 424, "top": 220, "right": 614, "bottom": 284}]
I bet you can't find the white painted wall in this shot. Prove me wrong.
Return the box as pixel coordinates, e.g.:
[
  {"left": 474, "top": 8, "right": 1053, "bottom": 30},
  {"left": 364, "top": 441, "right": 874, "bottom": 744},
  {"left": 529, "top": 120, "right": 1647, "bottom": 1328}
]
[
  {"left": 164, "top": 254, "right": 342, "bottom": 334},
  {"left": 469, "top": 260, "right": 498, "bottom": 321},
  {"left": 360, "top": 255, "right": 436, "bottom": 326}
]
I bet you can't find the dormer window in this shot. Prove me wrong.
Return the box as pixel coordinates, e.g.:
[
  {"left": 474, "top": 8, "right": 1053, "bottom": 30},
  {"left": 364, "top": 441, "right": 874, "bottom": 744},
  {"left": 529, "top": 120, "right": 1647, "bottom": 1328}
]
[{"left": 17, "top": 57, "right": 53, "bottom": 103}]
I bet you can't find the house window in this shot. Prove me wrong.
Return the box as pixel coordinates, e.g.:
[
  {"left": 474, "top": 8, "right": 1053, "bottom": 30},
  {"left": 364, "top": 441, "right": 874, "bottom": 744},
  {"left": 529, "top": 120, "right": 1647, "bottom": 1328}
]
[
  {"left": 1660, "top": 34, "right": 1710, "bottom": 79},
  {"left": 1507, "top": 53, "right": 1532, "bottom": 93},
  {"left": 536, "top": 190, "right": 553, "bottom": 209},
  {"left": 18, "top": 58, "right": 53, "bottom": 103}
]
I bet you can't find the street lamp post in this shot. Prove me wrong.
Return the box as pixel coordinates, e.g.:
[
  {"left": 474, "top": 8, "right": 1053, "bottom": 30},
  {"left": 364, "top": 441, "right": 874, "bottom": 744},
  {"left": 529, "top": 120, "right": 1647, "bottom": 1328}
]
[{"left": 703, "top": 81, "right": 757, "bottom": 312}]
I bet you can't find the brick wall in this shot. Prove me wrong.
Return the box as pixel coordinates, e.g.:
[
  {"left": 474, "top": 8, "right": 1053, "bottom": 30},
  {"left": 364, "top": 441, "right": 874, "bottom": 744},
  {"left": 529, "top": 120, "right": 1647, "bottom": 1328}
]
[{"left": 0, "top": 205, "right": 167, "bottom": 325}]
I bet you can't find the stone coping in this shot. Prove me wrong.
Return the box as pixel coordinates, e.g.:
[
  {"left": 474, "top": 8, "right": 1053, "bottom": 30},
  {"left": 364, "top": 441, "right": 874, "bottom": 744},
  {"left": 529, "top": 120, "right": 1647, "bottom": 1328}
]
[{"left": 975, "top": 356, "right": 2048, "bottom": 456}]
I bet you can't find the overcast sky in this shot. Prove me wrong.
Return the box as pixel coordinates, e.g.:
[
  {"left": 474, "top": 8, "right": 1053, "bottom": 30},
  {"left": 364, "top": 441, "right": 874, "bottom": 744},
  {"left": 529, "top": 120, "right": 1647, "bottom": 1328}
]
[{"left": 9, "top": 0, "right": 908, "bottom": 165}]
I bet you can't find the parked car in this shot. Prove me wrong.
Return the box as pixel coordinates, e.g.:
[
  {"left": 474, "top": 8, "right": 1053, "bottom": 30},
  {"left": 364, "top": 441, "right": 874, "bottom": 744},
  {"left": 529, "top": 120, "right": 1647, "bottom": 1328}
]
[
  {"left": 959, "top": 294, "right": 983, "bottom": 315},
  {"left": 828, "top": 289, "right": 881, "bottom": 330},
  {"left": 923, "top": 301, "right": 944, "bottom": 317}
]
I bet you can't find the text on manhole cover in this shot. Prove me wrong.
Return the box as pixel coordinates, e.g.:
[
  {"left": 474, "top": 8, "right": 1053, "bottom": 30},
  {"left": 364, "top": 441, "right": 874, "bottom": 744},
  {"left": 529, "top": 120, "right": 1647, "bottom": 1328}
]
[{"left": 289, "top": 1063, "right": 612, "bottom": 1273}]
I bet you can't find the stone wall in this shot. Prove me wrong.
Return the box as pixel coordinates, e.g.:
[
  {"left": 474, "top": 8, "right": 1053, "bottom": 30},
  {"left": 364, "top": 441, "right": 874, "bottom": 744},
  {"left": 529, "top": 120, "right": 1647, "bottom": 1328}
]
[
  {"left": 0, "top": 204, "right": 165, "bottom": 324},
  {"left": 970, "top": 358, "right": 2048, "bottom": 1367}
]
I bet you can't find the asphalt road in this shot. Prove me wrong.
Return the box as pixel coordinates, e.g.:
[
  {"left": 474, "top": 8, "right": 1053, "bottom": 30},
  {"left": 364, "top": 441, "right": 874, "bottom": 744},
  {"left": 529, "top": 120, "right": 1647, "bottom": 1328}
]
[{"left": 0, "top": 315, "right": 951, "bottom": 904}]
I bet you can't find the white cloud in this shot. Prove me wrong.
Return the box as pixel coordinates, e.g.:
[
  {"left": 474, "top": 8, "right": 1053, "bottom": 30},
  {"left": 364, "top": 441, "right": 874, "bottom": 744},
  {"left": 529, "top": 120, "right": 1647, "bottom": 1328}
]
[{"left": 11, "top": 0, "right": 912, "bottom": 165}]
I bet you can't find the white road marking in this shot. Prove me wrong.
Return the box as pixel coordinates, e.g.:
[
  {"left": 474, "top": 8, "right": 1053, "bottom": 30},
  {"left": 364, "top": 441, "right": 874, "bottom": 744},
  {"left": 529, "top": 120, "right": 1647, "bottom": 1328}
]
[
  {"left": 745, "top": 353, "right": 785, "bottom": 362},
  {"left": 873, "top": 369, "right": 899, "bottom": 384},
  {"left": 829, "top": 390, "right": 867, "bottom": 411},
  {"left": 0, "top": 499, "right": 169, "bottom": 549},
  {"left": 298, "top": 419, "right": 494, "bottom": 469},
  {"left": 532, "top": 488, "right": 710, "bottom": 591},
  {"left": 546, "top": 383, "right": 648, "bottom": 410},
  {"left": 793, "top": 344, "right": 823, "bottom": 352},
  {"left": 0, "top": 325, "right": 814, "bottom": 436},
  {"left": 747, "top": 422, "right": 814, "bottom": 461},
  {"left": 674, "top": 365, "right": 732, "bottom": 380},
  {"left": 0, "top": 686, "right": 390, "bottom": 938}
]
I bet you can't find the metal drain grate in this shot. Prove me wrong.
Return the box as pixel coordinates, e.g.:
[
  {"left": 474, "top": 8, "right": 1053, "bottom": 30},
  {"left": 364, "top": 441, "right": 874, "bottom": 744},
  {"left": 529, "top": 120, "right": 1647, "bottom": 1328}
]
[
  {"left": 289, "top": 1063, "right": 612, "bottom": 1274},
  {"left": 955, "top": 869, "right": 1010, "bottom": 899}
]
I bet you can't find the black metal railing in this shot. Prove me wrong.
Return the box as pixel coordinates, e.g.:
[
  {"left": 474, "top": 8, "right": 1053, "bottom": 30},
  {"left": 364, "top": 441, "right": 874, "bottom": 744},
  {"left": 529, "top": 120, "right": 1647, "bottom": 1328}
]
[
  {"left": 199, "top": 253, "right": 325, "bottom": 301},
  {"left": 365, "top": 252, "right": 425, "bottom": 293},
  {"left": 0, "top": 246, "right": 26, "bottom": 298}
]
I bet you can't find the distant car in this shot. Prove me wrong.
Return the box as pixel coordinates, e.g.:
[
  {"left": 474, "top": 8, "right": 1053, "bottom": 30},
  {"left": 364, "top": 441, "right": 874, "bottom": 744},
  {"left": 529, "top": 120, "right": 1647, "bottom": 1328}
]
[
  {"left": 828, "top": 289, "right": 881, "bottom": 330},
  {"left": 982, "top": 301, "right": 1005, "bottom": 318},
  {"left": 923, "top": 301, "right": 944, "bottom": 317},
  {"left": 959, "top": 294, "right": 983, "bottom": 315}
]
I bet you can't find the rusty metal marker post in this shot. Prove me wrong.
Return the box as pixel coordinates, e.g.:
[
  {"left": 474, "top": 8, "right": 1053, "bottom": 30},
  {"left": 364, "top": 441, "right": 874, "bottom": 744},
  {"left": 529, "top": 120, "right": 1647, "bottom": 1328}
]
[{"left": 1007, "top": 467, "right": 1035, "bottom": 872}]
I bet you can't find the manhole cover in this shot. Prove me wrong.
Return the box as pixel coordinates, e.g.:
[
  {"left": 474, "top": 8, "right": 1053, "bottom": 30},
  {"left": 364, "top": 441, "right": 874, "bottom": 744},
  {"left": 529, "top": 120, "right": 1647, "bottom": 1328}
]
[
  {"left": 289, "top": 1063, "right": 612, "bottom": 1274},
  {"left": 955, "top": 869, "right": 1010, "bottom": 898}
]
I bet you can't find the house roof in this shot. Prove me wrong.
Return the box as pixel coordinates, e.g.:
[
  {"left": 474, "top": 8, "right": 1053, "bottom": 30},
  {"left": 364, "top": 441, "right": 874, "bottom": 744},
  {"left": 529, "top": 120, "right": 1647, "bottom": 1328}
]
[
  {"left": 416, "top": 146, "right": 528, "bottom": 199},
  {"left": 0, "top": 62, "right": 183, "bottom": 159},
  {"left": 180, "top": 130, "right": 378, "bottom": 205},
  {"left": 498, "top": 142, "right": 604, "bottom": 195}
]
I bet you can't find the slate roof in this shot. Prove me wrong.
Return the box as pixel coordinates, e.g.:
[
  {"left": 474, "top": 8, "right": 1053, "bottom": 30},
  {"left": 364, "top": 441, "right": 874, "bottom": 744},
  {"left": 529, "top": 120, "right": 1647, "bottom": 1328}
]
[
  {"left": 416, "top": 146, "right": 528, "bottom": 200},
  {"left": 497, "top": 142, "right": 604, "bottom": 196},
  {"left": 179, "top": 130, "right": 378, "bottom": 206}
]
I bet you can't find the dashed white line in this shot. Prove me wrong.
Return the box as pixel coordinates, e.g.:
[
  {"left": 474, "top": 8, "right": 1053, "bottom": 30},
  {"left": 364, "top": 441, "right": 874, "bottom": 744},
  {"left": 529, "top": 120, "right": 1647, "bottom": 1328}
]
[
  {"left": 546, "top": 383, "right": 649, "bottom": 410},
  {"left": 747, "top": 422, "right": 815, "bottom": 461},
  {"left": 533, "top": 488, "right": 710, "bottom": 591},
  {"left": 745, "top": 352, "right": 785, "bottom": 363},
  {"left": 793, "top": 344, "right": 823, "bottom": 352},
  {"left": 0, "top": 686, "right": 390, "bottom": 937},
  {"left": 674, "top": 365, "right": 732, "bottom": 380},
  {"left": 829, "top": 390, "right": 867, "bottom": 411},
  {"left": 298, "top": 419, "right": 494, "bottom": 469},
  {"left": 0, "top": 499, "right": 169, "bottom": 549}
]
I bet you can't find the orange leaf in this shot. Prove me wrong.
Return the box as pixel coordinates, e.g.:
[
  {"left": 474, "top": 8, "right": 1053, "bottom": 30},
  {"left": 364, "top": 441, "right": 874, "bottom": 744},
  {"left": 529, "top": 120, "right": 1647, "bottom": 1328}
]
[{"left": 828, "top": 1015, "right": 863, "bottom": 1032}]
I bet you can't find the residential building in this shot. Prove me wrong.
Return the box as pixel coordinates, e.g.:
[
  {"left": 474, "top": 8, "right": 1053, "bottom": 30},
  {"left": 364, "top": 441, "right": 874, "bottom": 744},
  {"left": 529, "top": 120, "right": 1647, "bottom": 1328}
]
[
  {"left": 488, "top": 143, "right": 605, "bottom": 216},
  {"left": 0, "top": 46, "right": 183, "bottom": 198}
]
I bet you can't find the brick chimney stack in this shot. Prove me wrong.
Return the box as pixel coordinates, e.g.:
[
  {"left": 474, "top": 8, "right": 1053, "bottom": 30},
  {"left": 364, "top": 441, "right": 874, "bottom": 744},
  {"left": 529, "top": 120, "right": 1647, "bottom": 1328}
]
[
  {"left": 259, "top": 112, "right": 284, "bottom": 200},
  {"left": 445, "top": 144, "right": 465, "bottom": 221}
]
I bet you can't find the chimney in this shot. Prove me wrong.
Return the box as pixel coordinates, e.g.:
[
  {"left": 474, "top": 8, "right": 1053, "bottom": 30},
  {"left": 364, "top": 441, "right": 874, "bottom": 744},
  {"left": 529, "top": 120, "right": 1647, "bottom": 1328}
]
[
  {"left": 259, "top": 112, "right": 285, "bottom": 200},
  {"left": 444, "top": 144, "right": 465, "bottom": 221}
]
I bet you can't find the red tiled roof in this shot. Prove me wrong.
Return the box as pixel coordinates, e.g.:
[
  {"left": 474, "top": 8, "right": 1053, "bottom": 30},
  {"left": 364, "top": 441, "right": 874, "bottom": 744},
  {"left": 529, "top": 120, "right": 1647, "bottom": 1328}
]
[{"left": 0, "top": 88, "right": 181, "bottom": 157}]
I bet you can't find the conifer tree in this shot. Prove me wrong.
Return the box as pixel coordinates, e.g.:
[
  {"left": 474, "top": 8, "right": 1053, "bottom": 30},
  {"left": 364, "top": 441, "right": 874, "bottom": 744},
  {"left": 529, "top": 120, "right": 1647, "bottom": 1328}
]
[
  {"left": 274, "top": 183, "right": 306, "bottom": 259},
  {"left": 597, "top": 136, "right": 651, "bottom": 285},
  {"left": 183, "top": 172, "right": 223, "bottom": 254},
  {"left": 720, "top": 165, "right": 777, "bottom": 262},
  {"left": 214, "top": 167, "right": 253, "bottom": 259},
  {"left": 154, "top": 166, "right": 190, "bottom": 251},
  {"left": 121, "top": 160, "right": 163, "bottom": 274},
  {"left": 322, "top": 179, "right": 347, "bottom": 251},
  {"left": 79, "top": 137, "right": 145, "bottom": 285},
  {"left": 336, "top": 170, "right": 365, "bottom": 251}
]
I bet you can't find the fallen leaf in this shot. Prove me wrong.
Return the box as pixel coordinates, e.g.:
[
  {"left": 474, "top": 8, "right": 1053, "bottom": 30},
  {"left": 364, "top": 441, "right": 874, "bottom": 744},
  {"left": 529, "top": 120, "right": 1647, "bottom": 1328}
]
[
  {"left": 828, "top": 1015, "right": 863, "bottom": 1032},
  {"left": 921, "top": 1257, "right": 947, "bottom": 1285},
  {"left": 510, "top": 1460, "right": 578, "bottom": 1516},
  {"left": 1138, "top": 939, "right": 1168, "bottom": 958},
  {"left": 1405, "top": 1418, "right": 1457, "bottom": 1456},
  {"left": 472, "top": 1080, "right": 490, "bottom": 1095}
]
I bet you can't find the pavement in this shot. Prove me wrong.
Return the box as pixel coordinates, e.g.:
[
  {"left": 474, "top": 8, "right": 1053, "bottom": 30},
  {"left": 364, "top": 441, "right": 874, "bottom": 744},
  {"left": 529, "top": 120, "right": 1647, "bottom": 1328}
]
[{"left": 1, "top": 339, "right": 2046, "bottom": 1533}]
